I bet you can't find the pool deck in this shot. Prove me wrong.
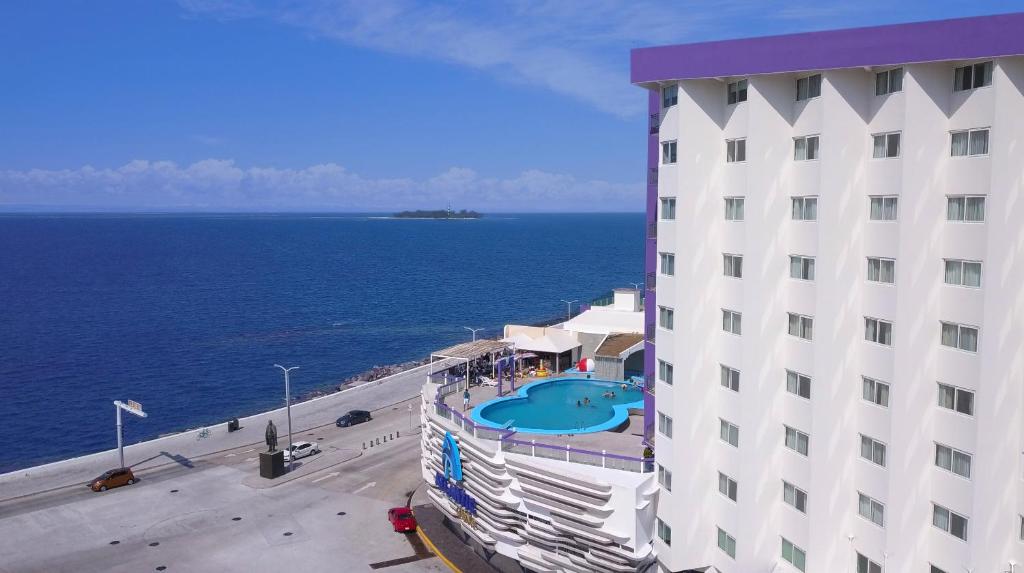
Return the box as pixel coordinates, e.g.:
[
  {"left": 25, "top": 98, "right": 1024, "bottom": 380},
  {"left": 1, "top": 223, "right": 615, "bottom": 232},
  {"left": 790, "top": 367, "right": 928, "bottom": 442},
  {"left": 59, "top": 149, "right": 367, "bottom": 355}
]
[{"left": 454, "top": 375, "right": 647, "bottom": 459}]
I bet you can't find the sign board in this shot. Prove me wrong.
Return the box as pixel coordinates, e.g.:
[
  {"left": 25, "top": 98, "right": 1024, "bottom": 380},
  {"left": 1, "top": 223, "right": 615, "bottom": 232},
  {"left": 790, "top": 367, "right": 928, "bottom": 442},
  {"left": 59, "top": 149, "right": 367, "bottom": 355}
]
[
  {"left": 435, "top": 431, "right": 477, "bottom": 516},
  {"left": 114, "top": 400, "right": 148, "bottom": 418}
]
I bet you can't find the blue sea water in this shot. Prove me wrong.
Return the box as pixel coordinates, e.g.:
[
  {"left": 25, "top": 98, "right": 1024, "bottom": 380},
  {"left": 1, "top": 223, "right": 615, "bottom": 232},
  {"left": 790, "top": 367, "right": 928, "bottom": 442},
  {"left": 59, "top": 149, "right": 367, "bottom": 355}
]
[{"left": 0, "top": 213, "right": 642, "bottom": 472}]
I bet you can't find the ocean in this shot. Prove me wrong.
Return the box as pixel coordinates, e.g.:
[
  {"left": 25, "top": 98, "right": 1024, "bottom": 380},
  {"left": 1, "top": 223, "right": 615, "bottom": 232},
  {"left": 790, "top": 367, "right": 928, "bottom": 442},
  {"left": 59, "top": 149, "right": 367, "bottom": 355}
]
[{"left": 0, "top": 213, "right": 643, "bottom": 472}]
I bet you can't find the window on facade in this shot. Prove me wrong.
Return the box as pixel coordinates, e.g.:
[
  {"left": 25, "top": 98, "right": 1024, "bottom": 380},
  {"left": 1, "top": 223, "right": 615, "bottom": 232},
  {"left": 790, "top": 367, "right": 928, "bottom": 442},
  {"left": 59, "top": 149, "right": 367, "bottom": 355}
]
[
  {"left": 944, "top": 259, "right": 982, "bottom": 287},
  {"left": 951, "top": 128, "right": 989, "bottom": 156},
  {"left": 862, "top": 377, "right": 890, "bottom": 407},
  {"left": 935, "top": 443, "right": 972, "bottom": 479},
  {"left": 662, "top": 141, "right": 677, "bottom": 164},
  {"left": 1020, "top": 515, "right": 1024, "bottom": 541},
  {"left": 726, "top": 138, "right": 746, "bottom": 163},
  {"left": 941, "top": 321, "right": 978, "bottom": 352},
  {"left": 953, "top": 61, "right": 992, "bottom": 92},
  {"left": 660, "top": 197, "right": 676, "bottom": 220},
  {"left": 720, "top": 419, "right": 739, "bottom": 447},
  {"left": 865, "top": 317, "right": 893, "bottom": 346},
  {"left": 727, "top": 79, "right": 748, "bottom": 104},
  {"left": 869, "top": 196, "right": 898, "bottom": 221},
  {"left": 781, "top": 538, "right": 807, "bottom": 572},
  {"left": 662, "top": 84, "right": 678, "bottom": 108},
  {"left": 937, "top": 383, "right": 974, "bottom": 416},
  {"left": 718, "top": 472, "right": 738, "bottom": 501},
  {"left": 931, "top": 566, "right": 949, "bottom": 573},
  {"left": 720, "top": 365, "right": 740, "bottom": 392},
  {"left": 783, "top": 481, "right": 807, "bottom": 513},
  {"left": 789, "top": 255, "right": 815, "bottom": 281},
  {"left": 717, "top": 527, "right": 737, "bottom": 558},
  {"left": 658, "top": 411, "right": 673, "bottom": 438},
  {"left": 723, "top": 254, "right": 743, "bottom": 278},
  {"left": 860, "top": 434, "right": 887, "bottom": 467},
  {"left": 788, "top": 313, "right": 814, "bottom": 340},
  {"left": 875, "top": 67, "right": 903, "bottom": 95},
  {"left": 657, "top": 517, "right": 672, "bottom": 545},
  {"left": 858, "top": 492, "right": 885, "bottom": 527},
  {"left": 658, "top": 306, "right": 674, "bottom": 330},
  {"left": 724, "top": 197, "right": 745, "bottom": 221},
  {"left": 858, "top": 553, "right": 883, "bottom": 573},
  {"left": 784, "top": 426, "right": 809, "bottom": 456},
  {"left": 722, "top": 309, "right": 742, "bottom": 335},
  {"left": 794, "top": 135, "right": 820, "bottom": 160},
  {"left": 786, "top": 370, "right": 811, "bottom": 399},
  {"left": 866, "top": 257, "right": 895, "bottom": 284},
  {"left": 933, "top": 503, "right": 968, "bottom": 541},
  {"left": 660, "top": 252, "right": 675, "bottom": 276},
  {"left": 872, "top": 132, "right": 901, "bottom": 158},
  {"left": 946, "top": 195, "right": 985, "bottom": 222},
  {"left": 791, "top": 196, "right": 818, "bottom": 220},
  {"left": 658, "top": 359, "right": 673, "bottom": 385},
  {"left": 658, "top": 464, "right": 673, "bottom": 491},
  {"left": 796, "top": 74, "right": 822, "bottom": 101}
]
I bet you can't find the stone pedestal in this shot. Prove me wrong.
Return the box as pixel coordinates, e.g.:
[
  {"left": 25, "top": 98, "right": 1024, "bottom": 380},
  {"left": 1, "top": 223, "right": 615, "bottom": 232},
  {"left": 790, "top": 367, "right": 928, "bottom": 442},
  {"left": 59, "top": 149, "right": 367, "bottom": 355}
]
[{"left": 259, "top": 450, "right": 285, "bottom": 479}]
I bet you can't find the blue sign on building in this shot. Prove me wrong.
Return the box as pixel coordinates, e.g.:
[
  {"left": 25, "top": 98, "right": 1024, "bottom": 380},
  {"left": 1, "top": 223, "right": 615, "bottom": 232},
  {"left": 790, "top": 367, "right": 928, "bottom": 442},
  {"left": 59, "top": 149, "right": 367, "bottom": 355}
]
[{"left": 436, "top": 431, "right": 477, "bottom": 515}]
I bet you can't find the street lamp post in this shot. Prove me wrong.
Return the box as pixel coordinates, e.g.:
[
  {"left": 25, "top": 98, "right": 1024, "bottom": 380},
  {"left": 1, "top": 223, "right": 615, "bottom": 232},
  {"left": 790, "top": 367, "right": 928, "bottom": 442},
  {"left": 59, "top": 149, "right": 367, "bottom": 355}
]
[
  {"left": 273, "top": 364, "right": 299, "bottom": 472},
  {"left": 463, "top": 326, "right": 483, "bottom": 341},
  {"left": 560, "top": 299, "right": 578, "bottom": 322},
  {"left": 629, "top": 282, "right": 641, "bottom": 291}
]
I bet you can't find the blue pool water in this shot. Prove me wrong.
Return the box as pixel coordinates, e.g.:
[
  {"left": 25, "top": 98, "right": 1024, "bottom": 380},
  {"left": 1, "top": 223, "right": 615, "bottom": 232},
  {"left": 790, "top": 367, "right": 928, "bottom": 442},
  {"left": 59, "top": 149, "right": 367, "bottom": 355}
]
[{"left": 471, "top": 378, "right": 643, "bottom": 434}]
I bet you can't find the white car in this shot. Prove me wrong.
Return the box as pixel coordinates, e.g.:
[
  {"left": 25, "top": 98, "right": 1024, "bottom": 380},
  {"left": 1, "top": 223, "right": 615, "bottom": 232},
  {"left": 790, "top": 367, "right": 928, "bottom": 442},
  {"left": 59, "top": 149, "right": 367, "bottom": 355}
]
[{"left": 282, "top": 441, "right": 319, "bottom": 461}]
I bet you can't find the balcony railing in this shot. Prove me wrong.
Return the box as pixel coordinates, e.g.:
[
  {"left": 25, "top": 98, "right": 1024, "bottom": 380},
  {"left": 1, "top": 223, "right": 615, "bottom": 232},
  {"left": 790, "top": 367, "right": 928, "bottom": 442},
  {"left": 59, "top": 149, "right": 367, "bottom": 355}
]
[
  {"left": 645, "top": 272, "right": 656, "bottom": 292},
  {"left": 647, "top": 222, "right": 657, "bottom": 239},
  {"left": 645, "top": 322, "right": 655, "bottom": 342},
  {"left": 649, "top": 113, "right": 660, "bottom": 135},
  {"left": 647, "top": 167, "right": 658, "bottom": 185},
  {"left": 644, "top": 374, "right": 655, "bottom": 396}
]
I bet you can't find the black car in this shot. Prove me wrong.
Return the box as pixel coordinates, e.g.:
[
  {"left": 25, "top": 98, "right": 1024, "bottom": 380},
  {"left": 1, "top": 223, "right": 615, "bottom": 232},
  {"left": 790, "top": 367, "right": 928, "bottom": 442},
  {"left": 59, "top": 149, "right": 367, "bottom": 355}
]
[{"left": 336, "top": 409, "right": 372, "bottom": 427}]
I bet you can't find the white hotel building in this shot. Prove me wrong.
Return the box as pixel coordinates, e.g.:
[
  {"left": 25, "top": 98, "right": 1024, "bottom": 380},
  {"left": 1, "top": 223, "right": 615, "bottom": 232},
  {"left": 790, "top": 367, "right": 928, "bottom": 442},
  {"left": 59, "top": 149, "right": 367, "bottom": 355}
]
[{"left": 632, "top": 12, "right": 1024, "bottom": 573}]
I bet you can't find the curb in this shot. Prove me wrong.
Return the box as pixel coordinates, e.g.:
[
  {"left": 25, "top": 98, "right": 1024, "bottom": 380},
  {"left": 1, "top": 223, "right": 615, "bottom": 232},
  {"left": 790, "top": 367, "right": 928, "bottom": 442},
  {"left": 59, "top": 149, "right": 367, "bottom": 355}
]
[{"left": 416, "top": 526, "right": 462, "bottom": 573}]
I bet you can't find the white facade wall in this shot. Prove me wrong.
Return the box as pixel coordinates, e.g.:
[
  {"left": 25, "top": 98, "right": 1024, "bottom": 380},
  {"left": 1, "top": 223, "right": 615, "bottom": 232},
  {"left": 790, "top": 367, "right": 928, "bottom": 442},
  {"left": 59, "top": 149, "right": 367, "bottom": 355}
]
[{"left": 653, "top": 57, "right": 1024, "bottom": 573}]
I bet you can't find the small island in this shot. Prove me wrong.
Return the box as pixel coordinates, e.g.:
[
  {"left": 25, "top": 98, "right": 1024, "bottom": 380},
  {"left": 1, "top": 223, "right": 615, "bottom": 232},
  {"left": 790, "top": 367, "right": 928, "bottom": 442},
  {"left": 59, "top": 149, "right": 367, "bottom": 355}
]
[{"left": 393, "top": 209, "right": 482, "bottom": 219}]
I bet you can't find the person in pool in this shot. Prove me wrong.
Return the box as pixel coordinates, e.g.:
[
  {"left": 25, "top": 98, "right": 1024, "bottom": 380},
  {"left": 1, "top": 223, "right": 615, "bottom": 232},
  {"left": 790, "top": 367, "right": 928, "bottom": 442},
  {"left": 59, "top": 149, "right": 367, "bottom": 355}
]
[
  {"left": 576, "top": 399, "right": 581, "bottom": 407},
  {"left": 583, "top": 396, "right": 591, "bottom": 406}
]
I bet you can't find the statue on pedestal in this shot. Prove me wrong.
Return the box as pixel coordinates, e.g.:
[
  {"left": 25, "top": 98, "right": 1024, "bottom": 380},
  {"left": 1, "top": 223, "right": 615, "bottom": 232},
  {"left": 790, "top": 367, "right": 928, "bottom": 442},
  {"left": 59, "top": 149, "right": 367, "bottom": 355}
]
[{"left": 265, "top": 420, "right": 278, "bottom": 452}]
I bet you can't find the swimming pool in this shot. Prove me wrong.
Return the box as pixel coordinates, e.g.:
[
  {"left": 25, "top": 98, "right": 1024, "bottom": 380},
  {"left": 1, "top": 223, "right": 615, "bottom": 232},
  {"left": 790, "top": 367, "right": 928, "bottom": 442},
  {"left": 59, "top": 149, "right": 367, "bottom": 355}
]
[{"left": 470, "top": 378, "right": 643, "bottom": 435}]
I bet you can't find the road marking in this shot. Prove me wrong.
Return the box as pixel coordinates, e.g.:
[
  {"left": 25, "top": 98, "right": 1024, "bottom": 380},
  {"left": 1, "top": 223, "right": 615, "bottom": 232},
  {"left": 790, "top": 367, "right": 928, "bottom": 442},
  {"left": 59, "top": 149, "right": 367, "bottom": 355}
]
[
  {"left": 245, "top": 457, "right": 257, "bottom": 462},
  {"left": 353, "top": 481, "right": 376, "bottom": 494},
  {"left": 244, "top": 449, "right": 255, "bottom": 453},
  {"left": 310, "top": 472, "right": 340, "bottom": 484},
  {"left": 224, "top": 453, "right": 237, "bottom": 458}
]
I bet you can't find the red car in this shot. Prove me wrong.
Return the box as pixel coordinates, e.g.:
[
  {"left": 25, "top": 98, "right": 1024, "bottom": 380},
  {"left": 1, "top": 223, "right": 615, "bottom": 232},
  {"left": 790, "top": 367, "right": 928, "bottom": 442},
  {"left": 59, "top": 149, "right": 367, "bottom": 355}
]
[{"left": 387, "top": 507, "right": 417, "bottom": 532}]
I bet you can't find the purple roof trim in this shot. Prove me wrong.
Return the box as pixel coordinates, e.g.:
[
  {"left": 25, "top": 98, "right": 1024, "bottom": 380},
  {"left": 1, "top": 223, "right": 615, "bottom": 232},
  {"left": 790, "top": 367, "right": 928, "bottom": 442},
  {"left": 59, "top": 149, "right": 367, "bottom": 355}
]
[{"left": 631, "top": 12, "right": 1024, "bottom": 84}]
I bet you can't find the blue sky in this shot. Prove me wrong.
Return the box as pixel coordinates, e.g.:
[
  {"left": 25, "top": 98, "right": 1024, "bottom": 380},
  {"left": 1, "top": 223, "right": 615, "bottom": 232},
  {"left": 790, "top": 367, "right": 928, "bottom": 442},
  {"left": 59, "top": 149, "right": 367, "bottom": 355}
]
[{"left": 0, "top": 1, "right": 1019, "bottom": 212}]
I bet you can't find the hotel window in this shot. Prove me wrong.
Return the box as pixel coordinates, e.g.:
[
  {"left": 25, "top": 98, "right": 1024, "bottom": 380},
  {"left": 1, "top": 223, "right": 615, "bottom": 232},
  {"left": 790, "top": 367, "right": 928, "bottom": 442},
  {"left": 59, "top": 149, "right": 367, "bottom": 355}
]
[
  {"left": 659, "top": 252, "right": 675, "bottom": 276},
  {"left": 781, "top": 537, "right": 807, "bottom": 572},
  {"left": 858, "top": 492, "right": 885, "bottom": 527},
  {"left": 658, "top": 306, "right": 674, "bottom": 330},
  {"left": 862, "top": 376, "right": 890, "bottom": 408},
  {"left": 722, "top": 309, "right": 742, "bottom": 335},
  {"left": 935, "top": 443, "right": 972, "bottom": 479},
  {"left": 1020, "top": 515, "right": 1024, "bottom": 541},
  {"left": 796, "top": 73, "right": 822, "bottom": 101},
  {"left": 658, "top": 464, "right": 673, "bottom": 491},
  {"left": 658, "top": 411, "right": 673, "bottom": 438},
  {"left": 724, "top": 197, "right": 745, "bottom": 221},
  {"left": 786, "top": 370, "right": 811, "bottom": 399},
  {"left": 658, "top": 360, "right": 673, "bottom": 385},
  {"left": 860, "top": 434, "right": 887, "bottom": 467},
  {"left": 937, "top": 383, "right": 974, "bottom": 416},
  {"left": 788, "top": 312, "right": 814, "bottom": 340},
  {"left": 872, "top": 131, "right": 901, "bottom": 158},
  {"left": 727, "top": 79, "right": 748, "bottom": 104},
  {"left": 946, "top": 195, "right": 985, "bottom": 222},
  {"left": 657, "top": 517, "right": 672, "bottom": 546},
  {"left": 660, "top": 197, "right": 676, "bottom": 220},
  {"left": 791, "top": 196, "right": 818, "bottom": 220},
  {"left": 726, "top": 138, "right": 746, "bottom": 163},
  {"left": 941, "top": 321, "right": 978, "bottom": 352},
  {"left": 932, "top": 567, "right": 949, "bottom": 573},
  {"left": 953, "top": 61, "right": 992, "bottom": 92},
  {"left": 662, "top": 141, "right": 677, "bottom": 164},
  {"left": 875, "top": 67, "right": 903, "bottom": 95},
  {"left": 717, "top": 527, "right": 737, "bottom": 558},
  {"left": 783, "top": 481, "right": 807, "bottom": 513},
  {"left": 933, "top": 503, "right": 968, "bottom": 541},
  {"left": 789, "top": 255, "right": 815, "bottom": 281},
  {"left": 720, "top": 419, "right": 739, "bottom": 447},
  {"left": 951, "top": 128, "right": 989, "bottom": 157},
  {"left": 865, "top": 317, "right": 893, "bottom": 346},
  {"left": 784, "top": 425, "right": 809, "bottom": 456},
  {"left": 720, "top": 365, "right": 740, "bottom": 392},
  {"left": 723, "top": 253, "right": 743, "bottom": 278},
  {"left": 794, "top": 135, "right": 820, "bottom": 160},
  {"left": 718, "top": 472, "right": 738, "bottom": 501},
  {"left": 866, "top": 257, "right": 895, "bottom": 284},
  {"left": 662, "top": 84, "right": 678, "bottom": 108},
  {"left": 944, "top": 259, "right": 982, "bottom": 288},
  {"left": 858, "top": 553, "right": 883, "bottom": 573},
  {"left": 869, "top": 196, "right": 898, "bottom": 221}
]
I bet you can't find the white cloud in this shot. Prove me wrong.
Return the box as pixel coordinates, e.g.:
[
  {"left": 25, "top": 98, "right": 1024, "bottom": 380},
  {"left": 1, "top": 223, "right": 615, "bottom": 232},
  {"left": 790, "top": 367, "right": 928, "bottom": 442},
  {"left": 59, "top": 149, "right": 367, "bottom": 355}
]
[{"left": 0, "top": 160, "right": 640, "bottom": 212}]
